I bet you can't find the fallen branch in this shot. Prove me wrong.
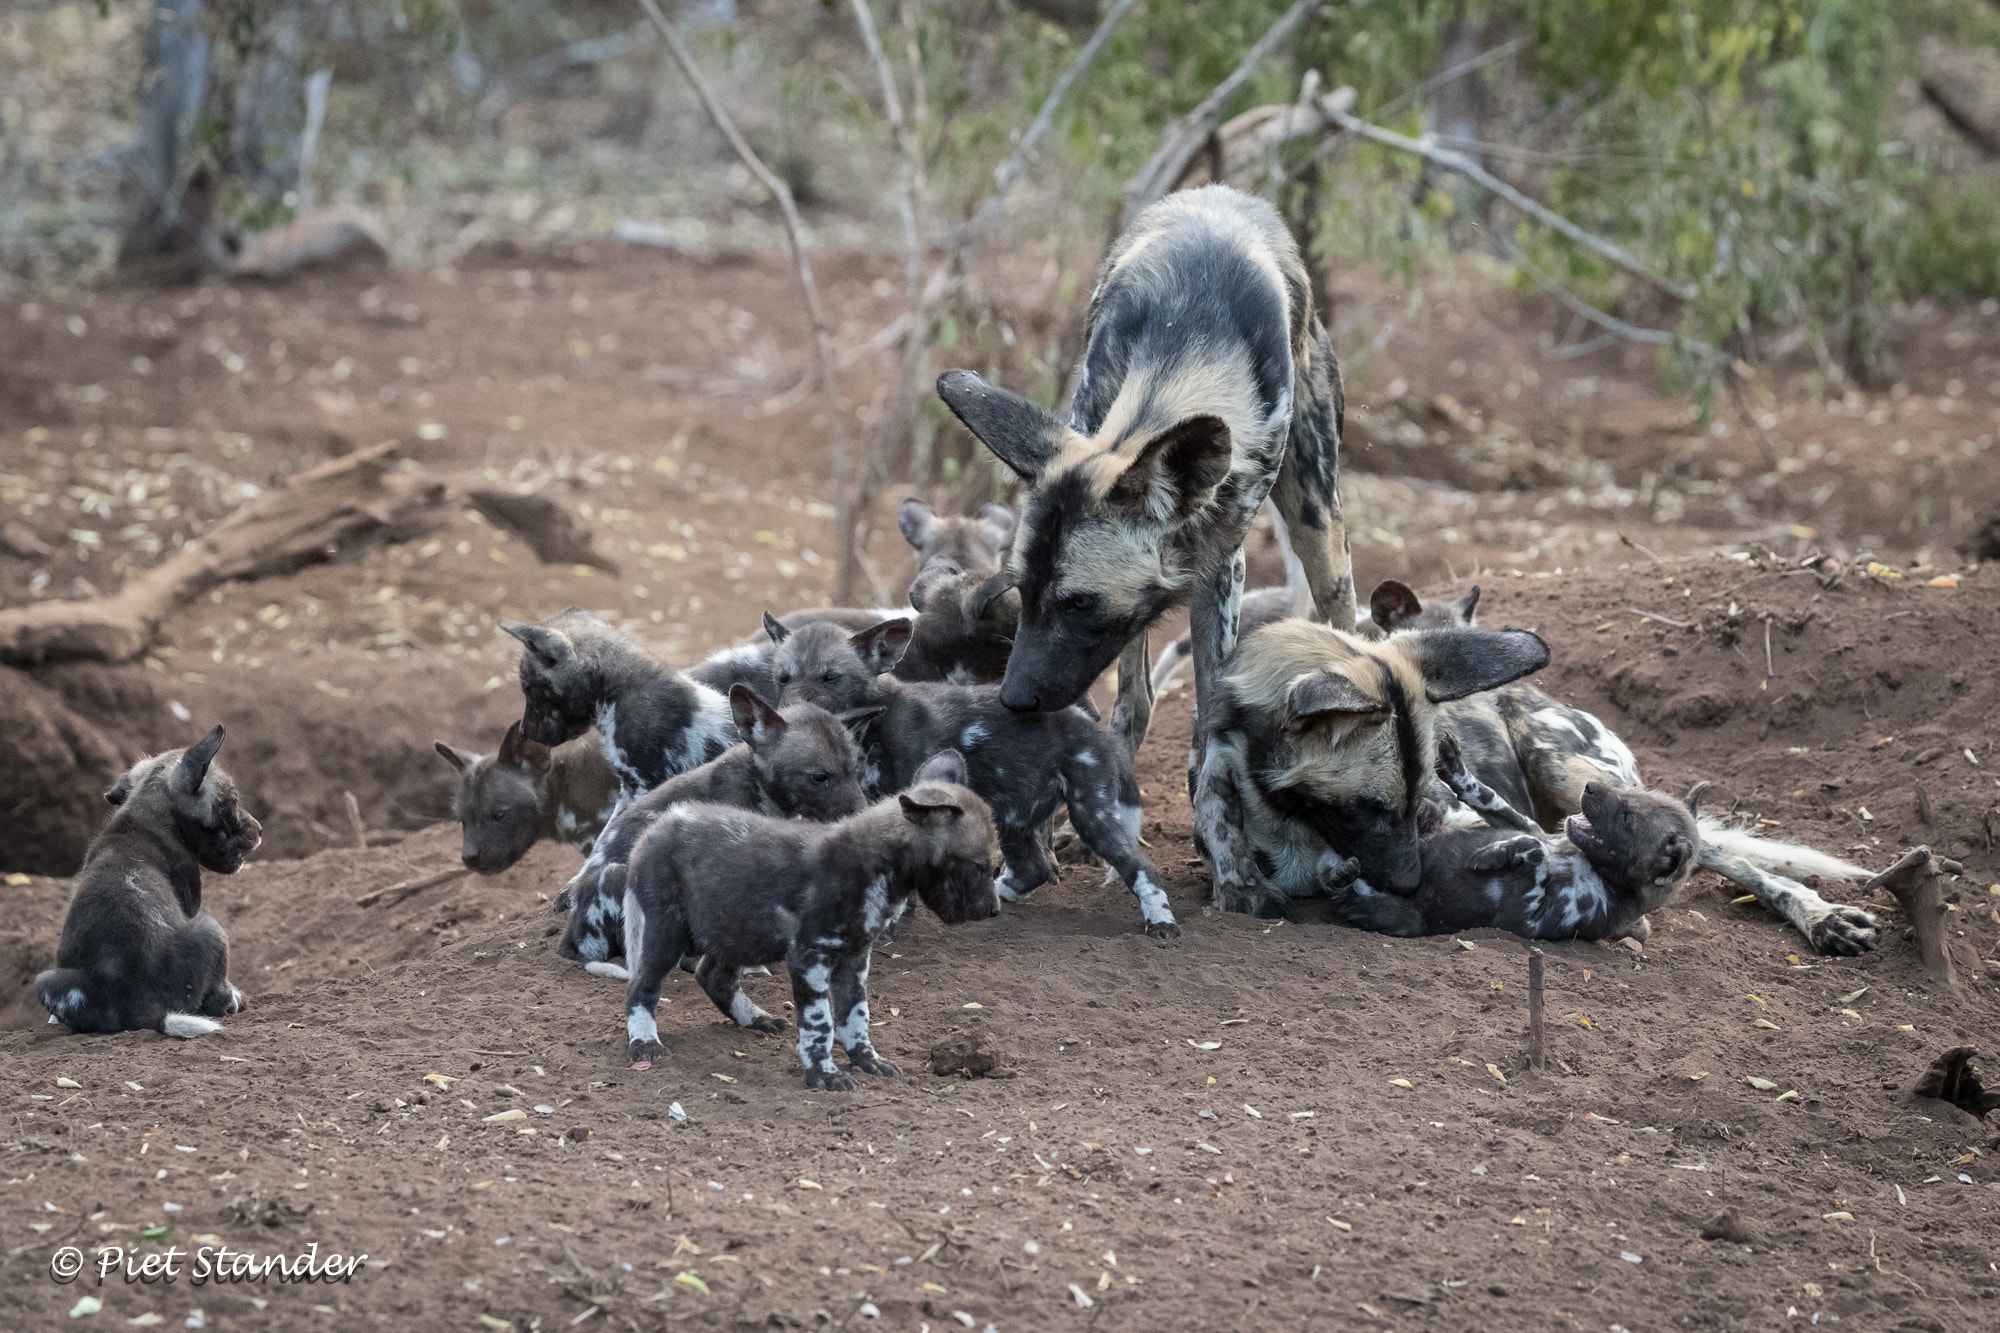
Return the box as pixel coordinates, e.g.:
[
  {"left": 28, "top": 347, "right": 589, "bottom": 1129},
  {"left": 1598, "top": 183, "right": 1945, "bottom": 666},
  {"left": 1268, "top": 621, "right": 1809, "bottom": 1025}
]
[
  {"left": 1504, "top": 242, "right": 1719, "bottom": 360},
  {"left": 0, "top": 440, "right": 449, "bottom": 665},
  {"left": 355, "top": 865, "right": 469, "bottom": 909},
  {"left": 634, "top": 0, "right": 853, "bottom": 603},
  {"left": 466, "top": 489, "right": 621, "bottom": 572},
  {"left": 1628, "top": 608, "right": 1690, "bottom": 629},
  {"left": 1865, "top": 847, "right": 1961, "bottom": 991}
]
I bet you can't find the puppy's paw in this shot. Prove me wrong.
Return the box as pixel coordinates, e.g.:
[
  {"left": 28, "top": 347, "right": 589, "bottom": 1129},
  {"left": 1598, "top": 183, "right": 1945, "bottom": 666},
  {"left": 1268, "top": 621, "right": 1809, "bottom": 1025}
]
[
  {"left": 1217, "top": 886, "right": 1289, "bottom": 921},
  {"left": 1808, "top": 906, "right": 1879, "bottom": 956},
  {"left": 747, "top": 1015, "right": 787, "bottom": 1035},
  {"left": 804, "top": 1067, "right": 855, "bottom": 1093},
  {"left": 848, "top": 1054, "right": 900, "bottom": 1078},
  {"left": 224, "top": 984, "right": 247, "bottom": 1015},
  {"left": 552, "top": 888, "right": 573, "bottom": 913},
  {"left": 1144, "top": 920, "right": 1182, "bottom": 942},
  {"left": 628, "top": 1038, "right": 666, "bottom": 1070}
]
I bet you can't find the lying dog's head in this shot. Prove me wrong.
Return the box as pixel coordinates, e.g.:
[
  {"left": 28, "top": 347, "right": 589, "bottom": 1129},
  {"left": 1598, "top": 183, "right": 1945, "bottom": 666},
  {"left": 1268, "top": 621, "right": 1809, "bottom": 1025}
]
[
  {"left": 895, "top": 750, "right": 1001, "bottom": 925},
  {"left": 436, "top": 721, "right": 551, "bottom": 874},
  {"left": 105, "top": 725, "right": 262, "bottom": 873},
  {"left": 1229, "top": 619, "right": 1550, "bottom": 892},
  {"left": 898, "top": 498, "right": 1016, "bottom": 576},
  {"left": 1567, "top": 781, "right": 1702, "bottom": 907}
]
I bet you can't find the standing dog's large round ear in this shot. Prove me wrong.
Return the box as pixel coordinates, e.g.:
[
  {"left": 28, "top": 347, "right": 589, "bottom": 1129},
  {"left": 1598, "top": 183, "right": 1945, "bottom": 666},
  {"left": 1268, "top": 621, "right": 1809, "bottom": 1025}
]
[
  {"left": 1684, "top": 780, "right": 1711, "bottom": 817},
  {"left": 174, "top": 725, "right": 226, "bottom": 795},
  {"left": 935, "top": 369, "right": 1063, "bottom": 483}
]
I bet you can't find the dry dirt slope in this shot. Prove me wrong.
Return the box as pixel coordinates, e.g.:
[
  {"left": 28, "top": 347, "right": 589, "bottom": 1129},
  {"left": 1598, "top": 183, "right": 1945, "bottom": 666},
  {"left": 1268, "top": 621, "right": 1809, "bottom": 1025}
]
[{"left": 2, "top": 557, "right": 1998, "bottom": 1332}]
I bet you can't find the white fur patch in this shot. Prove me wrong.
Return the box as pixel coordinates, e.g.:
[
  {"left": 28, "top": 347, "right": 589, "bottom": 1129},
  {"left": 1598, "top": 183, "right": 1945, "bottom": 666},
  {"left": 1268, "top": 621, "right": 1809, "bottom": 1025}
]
[
  {"left": 626, "top": 1005, "right": 659, "bottom": 1046},
  {"left": 163, "top": 1013, "right": 222, "bottom": 1038},
  {"left": 834, "top": 999, "right": 872, "bottom": 1054},
  {"left": 584, "top": 961, "right": 631, "bottom": 981},
  {"left": 1131, "top": 872, "right": 1174, "bottom": 927},
  {"left": 730, "top": 991, "right": 770, "bottom": 1027}
]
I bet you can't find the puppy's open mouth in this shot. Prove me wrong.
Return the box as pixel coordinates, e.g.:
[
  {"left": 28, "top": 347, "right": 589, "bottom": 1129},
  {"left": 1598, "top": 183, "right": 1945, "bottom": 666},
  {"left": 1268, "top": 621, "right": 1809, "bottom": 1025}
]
[{"left": 1565, "top": 814, "right": 1597, "bottom": 848}]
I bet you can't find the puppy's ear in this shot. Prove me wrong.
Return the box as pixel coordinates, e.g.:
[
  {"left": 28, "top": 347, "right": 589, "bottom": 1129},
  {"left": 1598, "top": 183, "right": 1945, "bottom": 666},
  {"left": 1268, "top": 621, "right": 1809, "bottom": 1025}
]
[
  {"left": 762, "top": 611, "right": 790, "bottom": 645},
  {"left": 729, "top": 684, "right": 786, "bottom": 748},
  {"left": 912, "top": 748, "right": 969, "bottom": 788},
  {"left": 104, "top": 771, "right": 136, "bottom": 807},
  {"left": 1402, "top": 627, "right": 1550, "bottom": 703},
  {"left": 1654, "top": 833, "right": 1697, "bottom": 885},
  {"left": 1104, "top": 416, "right": 1232, "bottom": 522},
  {"left": 935, "top": 369, "right": 1063, "bottom": 482},
  {"left": 977, "top": 501, "right": 1017, "bottom": 545},
  {"left": 899, "top": 789, "right": 965, "bottom": 825},
  {"left": 1683, "top": 780, "right": 1710, "bottom": 818},
  {"left": 174, "top": 725, "right": 226, "bottom": 795},
  {"left": 1369, "top": 580, "right": 1424, "bottom": 631},
  {"left": 851, "top": 618, "right": 914, "bottom": 675},
  {"left": 1284, "top": 672, "right": 1387, "bottom": 731},
  {"left": 1450, "top": 586, "right": 1481, "bottom": 624},
  {"left": 434, "top": 741, "right": 473, "bottom": 773},
  {"left": 897, "top": 497, "right": 940, "bottom": 551},
  {"left": 836, "top": 705, "right": 887, "bottom": 733},
  {"left": 909, "top": 557, "right": 964, "bottom": 612},
  {"left": 501, "top": 620, "right": 573, "bottom": 667}
]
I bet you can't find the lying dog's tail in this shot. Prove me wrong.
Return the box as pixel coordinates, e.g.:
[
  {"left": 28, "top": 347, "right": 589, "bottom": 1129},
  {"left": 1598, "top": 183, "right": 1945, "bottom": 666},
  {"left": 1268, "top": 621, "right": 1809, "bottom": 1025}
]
[
  {"left": 162, "top": 1013, "right": 224, "bottom": 1038},
  {"left": 1696, "top": 819, "right": 1870, "bottom": 882},
  {"left": 1150, "top": 633, "right": 1194, "bottom": 694},
  {"left": 583, "top": 961, "right": 631, "bottom": 981}
]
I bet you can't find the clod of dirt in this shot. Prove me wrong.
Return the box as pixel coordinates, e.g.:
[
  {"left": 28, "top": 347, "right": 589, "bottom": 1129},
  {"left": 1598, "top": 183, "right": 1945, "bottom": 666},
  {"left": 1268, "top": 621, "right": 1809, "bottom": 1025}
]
[
  {"left": 928, "top": 1024, "right": 1015, "bottom": 1079},
  {"left": 466, "top": 490, "right": 620, "bottom": 573},
  {"left": 0, "top": 665, "right": 126, "bottom": 874},
  {"left": 1, "top": 519, "right": 50, "bottom": 557},
  {"left": 1912, "top": 1046, "right": 2000, "bottom": 1119},
  {"left": 1699, "top": 1209, "right": 1764, "bottom": 1246}
]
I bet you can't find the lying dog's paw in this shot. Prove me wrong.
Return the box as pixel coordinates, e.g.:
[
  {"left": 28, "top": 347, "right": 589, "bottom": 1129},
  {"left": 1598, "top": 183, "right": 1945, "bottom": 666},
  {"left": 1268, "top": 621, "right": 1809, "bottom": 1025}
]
[
  {"left": 747, "top": 1014, "right": 787, "bottom": 1035},
  {"left": 1808, "top": 906, "right": 1879, "bottom": 956},
  {"left": 804, "top": 1067, "right": 855, "bottom": 1092},
  {"left": 628, "top": 1038, "right": 666, "bottom": 1070},
  {"left": 224, "top": 984, "right": 247, "bottom": 1015},
  {"left": 553, "top": 888, "right": 574, "bottom": 913},
  {"left": 1145, "top": 920, "right": 1182, "bottom": 942},
  {"left": 1217, "top": 886, "right": 1289, "bottom": 921},
  {"left": 848, "top": 1054, "right": 900, "bottom": 1078}
]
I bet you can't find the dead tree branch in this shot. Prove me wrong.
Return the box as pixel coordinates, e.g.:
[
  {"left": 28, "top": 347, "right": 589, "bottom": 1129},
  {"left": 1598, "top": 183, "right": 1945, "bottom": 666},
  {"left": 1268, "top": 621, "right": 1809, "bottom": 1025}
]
[
  {"left": 1865, "top": 846, "right": 1962, "bottom": 993},
  {"left": 1504, "top": 242, "right": 1720, "bottom": 361},
  {"left": 634, "top": 0, "right": 854, "bottom": 602}
]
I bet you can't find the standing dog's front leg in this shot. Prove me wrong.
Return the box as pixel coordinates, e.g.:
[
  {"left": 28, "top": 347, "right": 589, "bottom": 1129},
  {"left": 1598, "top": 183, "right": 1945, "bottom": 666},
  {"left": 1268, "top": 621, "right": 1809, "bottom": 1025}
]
[
  {"left": 829, "top": 949, "right": 896, "bottom": 1077},
  {"left": 789, "top": 949, "right": 850, "bottom": 1091},
  {"left": 1185, "top": 548, "right": 1247, "bottom": 805},
  {"left": 1270, "top": 319, "right": 1355, "bottom": 629},
  {"left": 1110, "top": 630, "right": 1155, "bottom": 768}
]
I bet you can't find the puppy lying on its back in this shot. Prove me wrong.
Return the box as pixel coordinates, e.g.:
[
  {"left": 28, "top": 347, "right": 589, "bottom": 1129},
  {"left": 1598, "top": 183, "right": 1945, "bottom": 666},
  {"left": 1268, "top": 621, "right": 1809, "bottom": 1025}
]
[
  {"left": 37, "top": 726, "right": 261, "bottom": 1037},
  {"left": 1331, "top": 735, "right": 1701, "bottom": 943},
  {"left": 621, "top": 750, "right": 1000, "bottom": 1090}
]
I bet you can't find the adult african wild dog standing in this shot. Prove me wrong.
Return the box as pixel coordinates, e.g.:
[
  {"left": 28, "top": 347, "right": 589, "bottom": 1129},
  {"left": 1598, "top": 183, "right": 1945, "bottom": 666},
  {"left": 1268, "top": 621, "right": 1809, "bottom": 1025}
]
[{"left": 935, "top": 185, "right": 1353, "bottom": 768}]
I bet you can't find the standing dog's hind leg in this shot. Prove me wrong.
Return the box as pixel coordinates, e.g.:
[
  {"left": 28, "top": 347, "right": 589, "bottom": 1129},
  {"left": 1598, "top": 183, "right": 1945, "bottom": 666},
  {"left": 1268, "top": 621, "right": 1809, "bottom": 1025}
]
[
  {"left": 1110, "top": 630, "right": 1155, "bottom": 769},
  {"left": 1270, "top": 320, "right": 1354, "bottom": 629}
]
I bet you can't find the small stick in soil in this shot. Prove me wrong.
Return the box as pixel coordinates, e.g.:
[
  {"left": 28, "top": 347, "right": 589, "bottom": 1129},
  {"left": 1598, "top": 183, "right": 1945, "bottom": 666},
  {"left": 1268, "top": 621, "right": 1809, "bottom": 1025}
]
[
  {"left": 1630, "top": 608, "right": 1692, "bottom": 629},
  {"left": 1619, "top": 532, "right": 1663, "bottom": 564},
  {"left": 1527, "top": 947, "right": 1546, "bottom": 1073},
  {"left": 1913, "top": 781, "right": 1934, "bottom": 827},
  {"left": 1864, "top": 847, "right": 1959, "bottom": 991},
  {"left": 355, "top": 866, "right": 468, "bottom": 908},
  {"left": 342, "top": 791, "right": 367, "bottom": 849},
  {"left": 1763, "top": 616, "right": 1774, "bottom": 677}
]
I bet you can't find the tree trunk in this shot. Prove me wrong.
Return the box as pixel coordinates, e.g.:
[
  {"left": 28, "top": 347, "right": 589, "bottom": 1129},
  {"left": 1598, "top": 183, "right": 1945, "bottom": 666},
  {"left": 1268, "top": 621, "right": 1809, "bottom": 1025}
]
[{"left": 120, "top": 0, "right": 211, "bottom": 263}]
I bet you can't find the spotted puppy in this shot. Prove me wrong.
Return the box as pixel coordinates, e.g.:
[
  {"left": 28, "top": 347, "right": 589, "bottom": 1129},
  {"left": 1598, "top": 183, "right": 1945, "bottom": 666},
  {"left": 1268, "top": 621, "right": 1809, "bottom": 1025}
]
[
  {"left": 503, "top": 609, "right": 735, "bottom": 797},
  {"left": 621, "top": 750, "right": 1000, "bottom": 1090},
  {"left": 435, "top": 723, "right": 620, "bottom": 874},
  {"left": 36, "top": 726, "right": 260, "bottom": 1037},
  {"left": 768, "top": 616, "right": 1176, "bottom": 938},
  {"left": 1331, "top": 736, "right": 1701, "bottom": 942},
  {"left": 556, "top": 685, "right": 876, "bottom": 978}
]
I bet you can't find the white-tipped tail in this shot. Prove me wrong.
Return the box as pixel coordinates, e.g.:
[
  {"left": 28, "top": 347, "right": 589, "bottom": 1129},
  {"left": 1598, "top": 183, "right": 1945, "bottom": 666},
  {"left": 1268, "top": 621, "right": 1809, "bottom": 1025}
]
[
  {"left": 1697, "top": 818, "right": 1870, "bottom": 883},
  {"left": 584, "top": 960, "right": 631, "bottom": 981},
  {"left": 162, "top": 1013, "right": 223, "bottom": 1038},
  {"left": 1151, "top": 637, "right": 1193, "bottom": 693}
]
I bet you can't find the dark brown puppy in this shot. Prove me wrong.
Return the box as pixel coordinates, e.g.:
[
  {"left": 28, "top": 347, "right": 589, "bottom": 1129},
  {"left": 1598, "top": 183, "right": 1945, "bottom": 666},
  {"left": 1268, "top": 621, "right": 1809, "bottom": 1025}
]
[
  {"left": 435, "top": 724, "right": 621, "bottom": 874},
  {"left": 36, "top": 726, "right": 261, "bottom": 1037}
]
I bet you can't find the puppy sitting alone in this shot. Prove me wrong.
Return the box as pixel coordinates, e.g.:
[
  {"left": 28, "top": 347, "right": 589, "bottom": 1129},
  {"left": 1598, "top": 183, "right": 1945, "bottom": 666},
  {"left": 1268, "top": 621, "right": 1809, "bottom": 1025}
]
[
  {"left": 1331, "top": 735, "right": 1702, "bottom": 943},
  {"left": 621, "top": 749, "right": 999, "bottom": 1090},
  {"left": 37, "top": 726, "right": 261, "bottom": 1037}
]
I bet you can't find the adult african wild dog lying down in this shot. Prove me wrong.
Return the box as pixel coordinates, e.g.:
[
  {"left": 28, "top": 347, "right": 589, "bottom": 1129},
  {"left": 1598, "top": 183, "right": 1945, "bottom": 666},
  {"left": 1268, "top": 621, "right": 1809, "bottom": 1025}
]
[
  {"left": 434, "top": 722, "right": 620, "bottom": 874},
  {"left": 935, "top": 185, "right": 1355, "bottom": 770},
  {"left": 503, "top": 609, "right": 737, "bottom": 797},
  {"left": 554, "top": 685, "right": 875, "bottom": 979},
  {"left": 621, "top": 750, "right": 999, "bottom": 1090},
  {"left": 1329, "top": 734, "right": 1704, "bottom": 942},
  {"left": 766, "top": 614, "right": 1176, "bottom": 937},
  {"left": 37, "top": 726, "right": 259, "bottom": 1038}
]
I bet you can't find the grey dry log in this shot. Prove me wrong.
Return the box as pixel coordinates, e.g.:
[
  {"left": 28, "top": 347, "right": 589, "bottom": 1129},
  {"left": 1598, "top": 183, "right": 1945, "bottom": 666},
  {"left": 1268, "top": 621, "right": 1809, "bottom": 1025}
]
[{"left": 1865, "top": 846, "right": 1960, "bottom": 991}]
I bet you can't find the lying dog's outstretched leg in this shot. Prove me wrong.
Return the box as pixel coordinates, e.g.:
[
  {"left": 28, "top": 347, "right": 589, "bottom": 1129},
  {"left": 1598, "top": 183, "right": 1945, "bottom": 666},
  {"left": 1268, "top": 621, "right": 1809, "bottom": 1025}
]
[
  {"left": 1699, "top": 847, "right": 1879, "bottom": 955},
  {"left": 1438, "top": 732, "right": 1542, "bottom": 836}
]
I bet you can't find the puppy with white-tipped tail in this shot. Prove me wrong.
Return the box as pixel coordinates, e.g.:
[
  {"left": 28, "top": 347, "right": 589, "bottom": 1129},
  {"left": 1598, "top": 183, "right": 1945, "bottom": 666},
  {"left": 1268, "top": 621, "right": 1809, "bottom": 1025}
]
[
  {"left": 620, "top": 750, "right": 999, "bottom": 1091},
  {"left": 36, "top": 726, "right": 260, "bottom": 1037}
]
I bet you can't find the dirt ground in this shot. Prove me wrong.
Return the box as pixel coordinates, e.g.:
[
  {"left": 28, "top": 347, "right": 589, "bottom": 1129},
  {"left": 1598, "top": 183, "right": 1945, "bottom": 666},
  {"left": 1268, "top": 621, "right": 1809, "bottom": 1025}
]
[{"left": 3, "top": 246, "right": 1999, "bottom": 1330}]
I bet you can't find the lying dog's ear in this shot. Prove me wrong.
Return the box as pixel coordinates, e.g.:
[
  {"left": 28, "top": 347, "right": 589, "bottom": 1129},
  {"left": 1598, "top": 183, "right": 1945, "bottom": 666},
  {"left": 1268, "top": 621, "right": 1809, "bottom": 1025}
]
[
  {"left": 762, "top": 611, "right": 790, "bottom": 645},
  {"left": 1654, "top": 832, "right": 1697, "bottom": 885},
  {"left": 1450, "top": 586, "right": 1481, "bottom": 624},
  {"left": 174, "top": 725, "right": 226, "bottom": 796},
  {"left": 936, "top": 369, "right": 1064, "bottom": 483},
  {"left": 977, "top": 501, "right": 1017, "bottom": 546},
  {"left": 970, "top": 569, "right": 1017, "bottom": 621},
  {"left": 1369, "top": 580, "right": 1424, "bottom": 631},
  {"left": 497, "top": 720, "right": 553, "bottom": 774},
  {"left": 1683, "top": 780, "right": 1710, "bottom": 818},
  {"left": 1402, "top": 627, "right": 1550, "bottom": 703},
  {"left": 104, "top": 771, "right": 136, "bottom": 807},
  {"left": 912, "top": 748, "right": 969, "bottom": 788},
  {"left": 501, "top": 620, "right": 573, "bottom": 667},
  {"left": 1284, "top": 671, "right": 1387, "bottom": 730},
  {"left": 897, "top": 497, "right": 940, "bottom": 551},
  {"left": 909, "top": 557, "right": 964, "bottom": 612},
  {"left": 434, "top": 741, "right": 474, "bottom": 773},
  {"left": 836, "top": 705, "right": 887, "bottom": 733},
  {"left": 851, "top": 618, "right": 914, "bottom": 675},
  {"left": 729, "top": 684, "right": 786, "bottom": 748}
]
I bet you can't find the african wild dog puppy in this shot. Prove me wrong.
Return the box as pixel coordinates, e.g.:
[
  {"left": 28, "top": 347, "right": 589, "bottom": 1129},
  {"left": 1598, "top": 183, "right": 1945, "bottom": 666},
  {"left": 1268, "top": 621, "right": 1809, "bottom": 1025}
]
[
  {"left": 621, "top": 749, "right": 1000, "bottom": 1090},
  {"left": 1330, "top": 734, "right": 1702, "bottom": 943},
  {"left": 36, "top": 726, "right": 259, "bottom": 1037},
  {"left": 434, "top": 722, "right": 620, "bottom": 873},
  {"left": 503, "top": 609, "right": 735, "bottom": 797},
  {"left": 935, "top": 185, "right": 1354, "bottom": 797},
  {"left": 767, "top": 616, "right": 1176, "bottom": 937},
  {"left": 554, "top": 686, "right": 877, "bottom": 979},
  {"left": 897, "top": 497, "right": 1017, "bottom": 575},
  {"left": 1201, "top": 617, "right": 1551, "bottom": 915}
]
